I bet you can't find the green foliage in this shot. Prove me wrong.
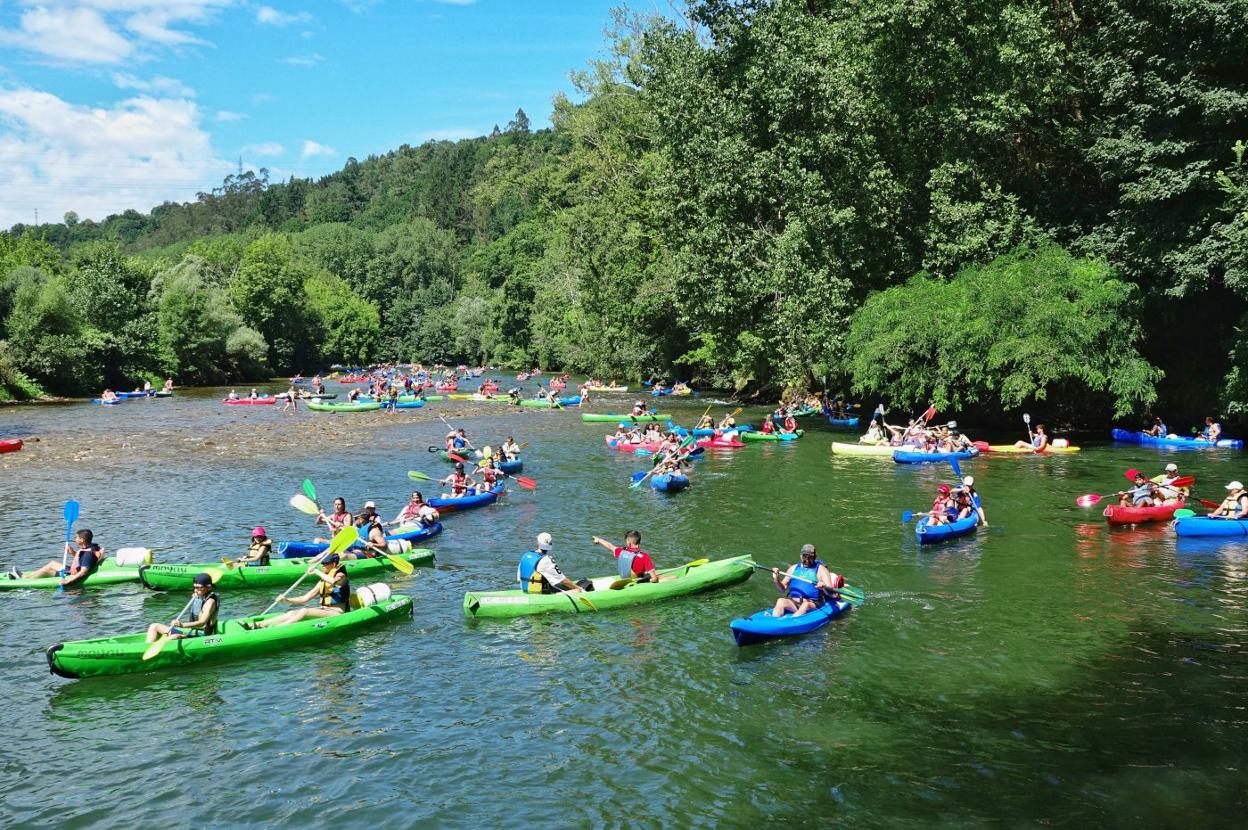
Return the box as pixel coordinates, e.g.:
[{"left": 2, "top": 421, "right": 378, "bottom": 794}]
[
  {"left": 304, "top": 270, "right": 381, "bottom": 365},
  {"left": 845, "top": 245, "right": 1162, "bottom": 418},
  {"left": 230, "top": 234, "right": 311, "bottom": 372}
]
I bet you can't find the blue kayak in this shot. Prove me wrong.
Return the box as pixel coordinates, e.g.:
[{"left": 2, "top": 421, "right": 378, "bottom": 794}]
[
  {"left": 1111, "top": 428, "right": 1243, "bottom": 449},
  {"left": 92, "top": 398, "right": 124, "bottom": 405},
  {"left": 499, "top": 458, "right": 523, "bottom": 474},
  {"left": 1174, "top": 516, "right": 1248, "bottom": 537},
  {"left": 730, "top": 600, "right": 852, "bottom": 646},
  {"left": 893, "top": 448, "right": 980, "bottom": 464},
  {"left": 826, "top": 416, "right": 860, "bottom": 428},
  {"left": 429, "top": 483, "right": 506, "bottom": 513},
  {"left": 278, "top": 522, "right": 443, "bottom": 558},
  {"left": 384, "top": 399, "right": 426, "bottom": 409},
  {"left": 651, "top": 473, "right": 690, "bottom": 492},
  {"left": 915, "top": 514, "right": 979, "bottom": 544}
]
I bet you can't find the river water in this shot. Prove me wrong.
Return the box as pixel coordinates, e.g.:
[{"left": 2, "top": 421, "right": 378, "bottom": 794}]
[{"left": 1, "top": 381, "right": 1246, "bottom": 828}]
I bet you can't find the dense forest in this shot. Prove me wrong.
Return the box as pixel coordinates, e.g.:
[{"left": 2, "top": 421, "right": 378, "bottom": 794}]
[{"left": 2, "top": 1, "right": 1247, "bottom": 428}]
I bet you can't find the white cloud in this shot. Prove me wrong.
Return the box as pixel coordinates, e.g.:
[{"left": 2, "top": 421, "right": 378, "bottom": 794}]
[
  {"left": 250, "top": 92, "right": 276, "bottom": 106},
  {"left": 0, "top": 1, "right": 229, "bottom": 65},
  {"left": 0, "top": 87, "right": 231, "bottom": 229},
  {"left": 215, "top": 110, "right": 245, "bottom": 122},
  {"left": 280, "top": 52, "right": 323, "bottom": 66},
  {"left": 112, "top": 72, "right": 196, "bottom": 98},
  {"left": 257, "top": 6, "right": 313, "bottom": 26},
  {"left": 243, "top": 141, "right": 285, "bottom": 157},
  {"left": 301, "top": 140, "right": 335, "bottom": 159}
]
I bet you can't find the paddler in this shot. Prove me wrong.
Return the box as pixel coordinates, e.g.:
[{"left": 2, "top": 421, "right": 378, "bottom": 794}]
[
  {"left": 955, "top": 477, "right": 987, "bottom": 525},
  {"left": 1210, "top": 481, "right": 1248, "bottom": 518},
  {"left": 770, "top": 544, "right": 845, "bottom": 618},
  {"left": 1013, "top": 423, "right": 1049, "bottom": 451},
  {"left": 236, "top": 527, "right": 272, "bottom": 566},
  {"left": 8, "top": 528, "right": 104, "bottom": 585},
  {"left": 1117, "top": 472, "right": 1158, "bottom": 507},
  {"left": 631, "top": 399, "right": 647, "bottom": 416},
  {"left": 1145, "top": 417, "right": 1167, "bottom": 438},
  {"left": 315, "top": 497, "right": 353, "bottom": 541},
  {"left": 163, "top": 378, "right": 174, "bottom": 392},
  {"left": 780, "top": 411, "right": 798, "bottom": 435},
  {"left": 441, "top": 462, "right": 477, "bottom": 497},
  {"left": 1201, "top": 417, "right": 1223, "bottom": 442},
  {"left": 1153, "top": 462, "right": 1188, "bottom": 505},
  {"left": 248, "top": 387, "right": 259, "bottom": 400},
  {"left": 593, "top": 531, "right": 662, "bottom": 583},
  {"left": 145, "top": 572, "right": 219, "bottom": 643},
  {"left": 517, "top": 533, "right": 588, "bottom": 594},
  {"left": 392, "top": 492, "right": 439, "bottom": 528},
  {"left": 349, "top": 506, "right": 388, "bottom": 560},
  {"left": 718, "top": 411, "right": 738, "bottom": 433},
  {"left": 100, "top": 388, "right": 119, "bottom": 403},
  {"left": 501, "top": 436, "right": 521, "bottom": 461},
  {"left": 243, "top": 553, "right": 350, "bottom": 629},
  {"left": 696, "top": 413, "right": 715, "bottom": 432}
]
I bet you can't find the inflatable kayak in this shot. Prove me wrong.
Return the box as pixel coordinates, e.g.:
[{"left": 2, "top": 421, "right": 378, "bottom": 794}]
[
  {"left": 786, "top": 406, "right": 820, "bottom": 417},
  {"left": 581, "top": 413, "right": 670, "bottom": 423},
  {"left": 984, "top": 444, "right": 1082, "bottom": 454},
  {"left": 438, "top": 449, "right": 476, "bottom": 463},
  {"left": 741, "top": 430, "right": 804, "bottom": 442},
  {"left": 893, "top": 448, "right": 980, "bottom": 464},
  {"left": 139, "top": 549, "right": 435, "bottom": 590},
  {"left": 651, "top": 473, "right": 690, "bottom": 492},
  {"left": 826, "top": 417, "right": 860, "bottom": 428},
  {"left": 223, "top": 397, "right": 275, "bottom": 405},
  {"left": 518, "top": 398, "right": 578, "bottom": 408},
  {"left": 730, "top": 599, "right": 852, "bottom": 646},
  {"left": 605, "top": 436, "right": 664, "bottom": 454},
  {"left": 666, "top": 422, "right": 753, "bottom": 438},
  {"left": 47, "top": 594, "right": 412, "bottom": 678},
  {"left": 586, "top": 385, "right": 628, "bottom": 392},
  {"left": 307, "top": 400, "right": 381, "bottom": 412},
  {"left": 92, "top": 398, "right": 124, "bottom": 405},
  {"left": 1111, "top": 429, "right": 1243, "bottom": 449},
  {"left": 0, "top": 438, "right": 22, "bottom": 454},
  {"left": 0, "top": 558, "right": 144, "bottom": 591},
  {"left": 697, "top": 436, "right": 747, "bottom": 449},
  {"left": 831, "top": 441, "right": 893, "bottom": 457},
  {"left": 429, "top": 483, "right": 505, "bottom": 513},
  {"left": 386, "top": 399, "right": 425, "bottom": 409},
  {"left": 278, "top": 522, "right": 443, "bottom": 558},
  {"left": 463, "top": 556, "right": 754, "bottom": 618},
  {"left": 1103, "top": 501, "right": 1185, "bottom": 525},
  {"left": 916, "top": 514, "right": 979, "bottom": 544},
  {"left": 447, "top": 393, "right": 508, "bottom": 402},
  {"left": 1174, "top": 516, "right": 1248, "bottom": 537},
  {"left": 498, "top": 459, "right": 523, "bottom": 474}
]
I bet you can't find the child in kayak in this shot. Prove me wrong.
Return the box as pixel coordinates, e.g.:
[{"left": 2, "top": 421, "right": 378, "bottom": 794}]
[
  {"left": 955, "top": 477, "right": 987, "bottom": 525},
  {"left": 236, "top": 527, "right": 272, "bottom": 566},
  {"left": 1117, "top": 472, "right": 1158, "bottom": 507},
  {"left": 926, "top": 484, "right": 955, "bottom": 525},
  {"left": 9, "top": 529, "right": 104, "bottom": 586},
  {"left": 245, "top": 554, "right": 350, "bottom": 629},
  {"left": 145, "top": 572, "right": 218, "bottom": 642},
  {"left": 592, "top": 531, "right": 661, "bottom": 583},
  {"left": 1013, "top": 423, "right": 1048, "bottom": 451},
  {"left": 770, "top": 544, "right": 845, "bottom": 618},
  {"left": 1210, "top": 481, "right": 1248, "bottom": 518}
]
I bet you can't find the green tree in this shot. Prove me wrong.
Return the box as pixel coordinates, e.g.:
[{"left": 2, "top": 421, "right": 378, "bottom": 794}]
[
  {"left": 230, "top": 234, "right": 310, "bottom": 372},
  {"left": 304, "top": 270, "right": 381, "bottom": 365}
]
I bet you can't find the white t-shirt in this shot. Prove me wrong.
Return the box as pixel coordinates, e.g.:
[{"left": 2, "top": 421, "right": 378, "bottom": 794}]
[{"left": 516, "top": 551, "right": 566, "bottom": 588}]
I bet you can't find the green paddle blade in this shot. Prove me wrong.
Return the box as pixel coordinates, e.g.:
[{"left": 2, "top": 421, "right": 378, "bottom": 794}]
[
  {"left": 302, "top": 478, "right": 317, "bottom": 502},
  {"left": 1173, "top": 509, "right": 1196, "bottom": 519},
  {"left": 408, "top": 470, "right": 433, "bottom": 481}
]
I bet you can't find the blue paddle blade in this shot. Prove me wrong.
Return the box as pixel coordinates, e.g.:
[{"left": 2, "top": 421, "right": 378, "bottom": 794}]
[
  {"left": 630, "top": 471, "right": 647, "bottom": 482},
  {"left": 63, "top": 500, "right": 80, "bottom": 540},
  {"left": 901, "top": 511, "right": 914, "bottom": 523},
  {"left": 635, "top": 449, "right": 650, "bottom": 456},
  {"left": 949, "top": 458, "right": 963, "bottom": 480}
]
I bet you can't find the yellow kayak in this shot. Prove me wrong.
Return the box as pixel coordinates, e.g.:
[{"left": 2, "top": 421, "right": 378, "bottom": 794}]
[{"left": 985, "top": 444, "right": 1081, "bottom": 454}]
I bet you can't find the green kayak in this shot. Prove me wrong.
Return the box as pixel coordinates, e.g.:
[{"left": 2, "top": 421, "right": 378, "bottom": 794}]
[
  {"left": 47, "top": 594, "right": 413, "bottom": 679},
  {"left": 0, "top": 559, "right": 141, "bottom": 591},
  {"left": 787, "top": 406, "right": 820, "bottom": 417},
  {"left": 463, "top": 555, "right": 754, "bottom": 619},
  {"left": 741, "top": 429, "right": 805, "bottom": 442},
  {"left": 307, "top": 401, "right": 381, "bottom": 412},
  {"left": 137, "top": 549, "right": 435, "bottom": 591},
  {"left": 580, "top": 412, "right": 671, "bottom": 423},
  {"left": 438, "top": 449, "right": 475, "bottom": 462}
]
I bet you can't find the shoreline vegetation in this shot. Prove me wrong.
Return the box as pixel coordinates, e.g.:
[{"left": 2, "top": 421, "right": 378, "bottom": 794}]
[{"left": 2, "top": 3, "right": 1247, "bottom": 429}]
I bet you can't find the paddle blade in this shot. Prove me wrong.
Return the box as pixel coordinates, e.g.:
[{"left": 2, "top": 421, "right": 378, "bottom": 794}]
[
  {"left": 631, "top": 471, "right": 647, "bottom": 482},
  {"left": 63, "top": 499, "right": 80, "bottom": 527},
  {"left": 448, "top": 452, "right": 468, "bottom": 463},
  {"left": 1125, "top": 468, "right": 1140, "bottom": 481},
  {"left": 514, "top": 476, "right": 537, "bottom": 490},
  {"left": 328, "top": 526, "right": 359, "bottom": 555},
  {"left": 1075, "top": 494, "right": 1104, "bottom": 508},
  {"left": 1200, "top": 498, "right": 1221, "bottom": 509},
  {"left": 142, "top": 635, "right": 170, "bottom": 662},
  {"left": 635, "top": 449, "right": 650, "bottom": 456},
  {"left": 921, "top": 405, "right": 936, "bottom": 422},
  {"left": 290, "top": 494, "right": 320, "bottom": 515},
  {"left": 1173, "top": 509, "right": 1196, "bottom": 519},
  {"left": 901, "top": 511, "right": 914, "bottom": 523},
  {"left": 407, "top": 470, "right": 432, "bottom": 481},
  {"left": 385, "top": 553, "right": 415, "bottom": 575},
  {"left": 1172, "top": 476, "right": 1196, "bottom": 488},
  {"left": 204, "top": 567, "right": 225, "bottom": 583},
  {"left": 302, "top": 479, "right": 317, "bottom": 502},
  {"left": 949, "top": 458, "right": 963, "bottom": 480},
  {"left": 1023, "top": 413, "right": 1030, "bottom": 424}
]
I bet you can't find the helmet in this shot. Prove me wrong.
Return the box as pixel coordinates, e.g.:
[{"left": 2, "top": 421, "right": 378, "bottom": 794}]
[
  {"left": 938, "top": 484, "right": 951, "bottom": 494},
  {"left": 251, "top": 526, "right": 266, "bottom": 537}
]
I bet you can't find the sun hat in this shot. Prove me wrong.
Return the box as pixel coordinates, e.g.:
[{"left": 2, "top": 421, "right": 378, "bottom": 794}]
[
  {"left": 1227, "top": 481, "right": 1244, "bottom": 490},
  {"left": 1165, "top": 463, "right": 1178, "bottom": 472}
]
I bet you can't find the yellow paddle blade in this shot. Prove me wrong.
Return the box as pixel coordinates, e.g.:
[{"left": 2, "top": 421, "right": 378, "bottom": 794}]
[
  {"left": 204, "top": 567, "right": 225, "bottom": 583},
  {"left": 686, "top": 558, "right": 710, "bottom": 568},
  {"left": 289, "top": 494, "right": 319, "bottom": 515},
  {"left": 607, "top": 578, "right": 635, "bottom": 591},
  {"left": 327, "top": 526, "right": 359, "bottom": 555},
  {"left": 576, "top": 594, "right": 597, "bottom": 611},
  {"left": 385, "top": 553, "right": 415, "bottom": 575},
  {"left": 142, "top": 634, "right": 170, "bottom": 661}
]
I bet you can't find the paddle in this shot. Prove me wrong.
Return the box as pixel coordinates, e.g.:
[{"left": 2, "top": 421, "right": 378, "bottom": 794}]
[
  {"left": 437, "top": 414, "right": 476, "bottom": 451},
  {"left": 58, "top": 499, "right": 80, "bottom": 592},
  {"left": 474, "top": 459, "right": 537, "bottom": 490},
  {"left": 1174, "top": 509, "right": 1196, "bottom": 518},
  {"left": 608, "top": 558, "right": 711, "bottom": 590},
  {"left": 302, "top": 478, "right": 318, "bottom": 508},
  {"left": 407, "top": 470, "right": 433, "bottom": 482},
  {"left": 142, "top": 566, "right": 226, "bottom": 661},
  {"left": 747, "top": 563, "right": 865, "bottom": 604},
  {"left": 631, "top": 435, "right": 695, "bottom": 488},
  {"left": 1023, "top": 412, "right": 1034, "bottom": 452},
  {"left": 260, "top": 526, "right": 358, "bottom": 616},
  {"left": 1075, "top": 476, "right": 1195, "bottom": 507}
]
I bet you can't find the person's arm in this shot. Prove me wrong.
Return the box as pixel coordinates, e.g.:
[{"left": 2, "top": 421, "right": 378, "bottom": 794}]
[
  {"left": 60, "top": 559, "right": 94, "bottom": 587},
  {"left": 590, "top": 536, "right": 616, "bottom": 552},
  {"left": 771, "top": 566, "right": 792, "bottom": 593},
  {"left": 180, "top": 597, "right": 217, "bottom": 631}
]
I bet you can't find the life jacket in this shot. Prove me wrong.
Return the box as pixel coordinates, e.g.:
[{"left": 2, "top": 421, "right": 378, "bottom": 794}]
[
  {"left": 518, "top": 550, "right": 552, "bottom": 594},
  {"left": 788, "top": 562, "right": 823, "bottom": 602},
  {"left": 319, "top": 566, "right": 350, "bottom": 609},
  {"left": 451, "top": 472, "right": 468, "bottom": 493},
  {"left": 73, "top": 543, "right": 102, "bottom": 573},
  {"left": 188, "top": 591, "right": 219, "bottom": 636},
  {"left": 453, "top": 436, "right": 468, "bottom": 449},
  {"left": 1032, "top": 434, "right": 1046, "bottom": 449},
  {"left": 761, "top": 420, "right": 774, "bottom": 434},
  {"left": 247, "top": 540, "right": 271, "bottom": 566},
  {"left": 616, "top": 549, "right": 640, "bottom": 580},
  {"left": 784, "top": 416, "right": 797, "bottom": 433}
]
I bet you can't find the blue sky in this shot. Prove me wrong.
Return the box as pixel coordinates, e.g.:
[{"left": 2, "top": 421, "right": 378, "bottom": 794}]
[{"left": 0, "top": 0, "right": 642, "bottom": 229}]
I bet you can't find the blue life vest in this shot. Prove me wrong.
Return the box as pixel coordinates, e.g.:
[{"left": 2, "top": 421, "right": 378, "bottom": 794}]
[
  {"left": 788, "top": 562, "right": 823, "bottom": 602},
  {"left": 453, "top": 437, "right": 468, "bottom": 449},
  {"left": 518, "top": 550, "right": 546, "bottom": 593},
  {"left": 1157, "top": 422, "right": 1167, "bottom": 437},
  {"left": 617, "top": 550, "right": 638, "bottom": 580}
]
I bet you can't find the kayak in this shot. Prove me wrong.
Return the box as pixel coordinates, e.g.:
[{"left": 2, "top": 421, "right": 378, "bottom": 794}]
[
  {"left": 438, "top": 449, "right": 475, "bottom": 463},
  {"left": 1174, "top": 516, "right": 1248, "bottom": 537},
  {"left": 0, "top": 438, "right": 22, "bottom": 454},
  {"left": 279, "top": 522, "right": 443, "bottom": 558},
  {"left": 916, "top": 514, "right": 979, "bottom": 544},
  {"left": 826, "top": 417, "right": 861, "bottom": 428},
  {"left": 586, "top": 385, "right": 628, "bottom": 392},
  {"left": 893, "top": 449, "right": 980, "bottom": 464},
  {"left": 666, "top": 423, "right": 754, "bottom": 438},
  {"left": 1111, "top": 428, "right": 1243, "bottom": 449},
  {"left": 463, "top": 555, "right": 754, "bottom": 619},
  {"left": 139, "top": 548, "right": 434, "bottom": 590},
  {"left": 581, "top": 413, "right": 670, "bottom": 423},
  {"left": 386, "top": 399, "right": 426, "bottom": 409},
  {"left": 1103, "top": 501, "right": 1185, "bottom": 525},
  {"left": 831, "top": 441, "right": 893, "bottom": 457},
  {"left": 605, "top": 436, "right": 664, "bottom": 454},
  {"left": 0, "top": 558, "right": 143, "bottom": 591},
  {"left": 741, "top": 430, "right": 804, "bottom": 442},
  {"left": 222, "top": 397, "right": 275, "bottom": 405},
  {"left": 447, "top": 393, "right": 508, "bottom": 402},
  {"left": 984, "top": 444, "right": 1082, "bottom": 454},
  {"left": 786, "top": 406, "right": 820, "bottom": 417},
  {"left": 306, "top": 401, "right": 381, "bottom": 412},
  {"left": 730, "top": 599, "right": 852, "bottom": 646},
  {"left": 152, "top": 390, "right": 173, "bottom": 398},
  {"left": 116, "top": 391, "right": 149, "bottom": 399},
  {"left": 296, "top": 392, "right": 338, "bottom": 400},
  {"left": 92, "top": 398, "right": 124, "bottom": 405},
  {"left": 697, "top": 436, "right": 747, "bottom": 448},
  {"left": 429, "top": 483, "right": 506, "bottom": 513},
  {"left": 499, "top": 459, "right": 523, "bottom": 474},
  {"left": 47, "top": 594, "right": 412, "bottom": 679},
  {"left": 651, "top": 473, "right": 690, "bottom": 492},
  {"left": 518, "top": 398, "right": 576, "bottom": 408}
]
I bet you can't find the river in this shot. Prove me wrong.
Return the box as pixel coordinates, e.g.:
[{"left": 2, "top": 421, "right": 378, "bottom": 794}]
[{"left": 1, "top": 380, "right": 1245, "bottom": 828}]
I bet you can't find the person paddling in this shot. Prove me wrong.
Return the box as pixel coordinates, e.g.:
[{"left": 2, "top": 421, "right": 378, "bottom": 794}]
[
  {"left": 1201, "top": 417, "right": 1222, "bottom": 443},
  {"left": 770, "top": 544, "right": 844, "bottom": 619},
  {"left": 1153, "top": 462, "right": 1188, "bottom": 505},
  {"left": 956, "top": 476, "right": 987, "bottom": 525},
  {"left": 501, "top": 436, "right": 521, "bottom": 462},
  {"left": 441, "top": 462, "right": 477, "bottom": 498},
  {"left": 236, "top": 527, "right": 272, "bottom": 566},
  {"left": 315, "top": 497, "right": 353, "bottom": 541},
  {"left": 1014, "top": 423, "right": 1048, "bottom": 451},
  {"left": 9, "top": 528, "right": 104, "bottom": 585},
  {"left": 592, "top": 531, "right": 661, "bottom": 583},
  {"left": 145, "top": 572, "right": 218, "bottom": 643},
  {"left": 392, "top": 492, "right": 439, "bottom": 528},
  {"left": 1117, "top": 472, "right": 1158, "bottom": 508},
  {"left": 517, "top": 533, "right": 587, "bottom": 594},
  {"left": 1210, "top": 481, "right": 1248, "bottom": 519},
  {"left": 244, "top": 553, "right": 350, "bottom": 629}
]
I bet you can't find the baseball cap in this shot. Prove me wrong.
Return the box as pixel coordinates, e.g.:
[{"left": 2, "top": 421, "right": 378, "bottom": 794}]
[
  {"left": 322, "top": 553, "right": 341, "bottom": 564},
  {"left": 193, "top": 572, "right": 214, "bottom": 587},
  {"left": 1227, "top": 481, "right": 1244, "bottom": 490},
  {"left": 537, "top": 532, "right": 553, "bottom": 551},
  {"left": 364, "top": 501, "right": 376, "bottom": 509},
  {"left": 799, "top": 544, "right": 816, "bottom": 557},
  {"left": 938, "top": 483, "right": 951, "bottom": 493},
  {"left": 1165, "top": 463, "right": 1178, "bottom": 472}
]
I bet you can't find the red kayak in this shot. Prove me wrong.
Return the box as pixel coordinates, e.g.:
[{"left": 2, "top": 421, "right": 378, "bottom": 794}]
[
  {"left": 697, "top": 436, "right": 747, "bottom": 449},
  {"left": 0, "top": 438, "right": 23, "bottom": 454},
  {"left": 223, "top": 397, "right": 275, "bottom": 405},
  {"left": 604, "top": 435, "right": 663, "bottom": 454},
  {"left": 435, "top": 385, "right": 458, "bottom": 393},
  {"left": 1103, "top": 501, "right": 1185, "bottom": 525}
]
